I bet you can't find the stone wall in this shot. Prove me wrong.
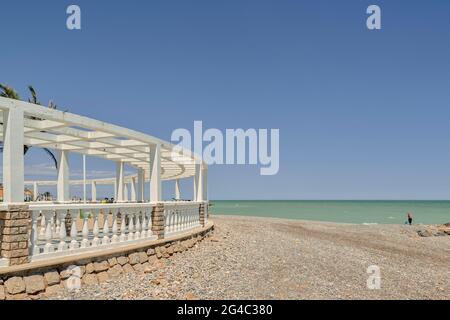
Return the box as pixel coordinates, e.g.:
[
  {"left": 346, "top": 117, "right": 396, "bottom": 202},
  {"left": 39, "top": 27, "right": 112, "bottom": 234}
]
[
  {"left": 199, "top": 203, "right": 205, "bottom": 227},
  {"left": 151, "top": 203, "right": 165, "bottom": 239},
  {"left": 0, "top": 223, "right": 214, "bottom": 300},
  {"left": 0, "top": 204, "right": 30, "bottom": 266}
]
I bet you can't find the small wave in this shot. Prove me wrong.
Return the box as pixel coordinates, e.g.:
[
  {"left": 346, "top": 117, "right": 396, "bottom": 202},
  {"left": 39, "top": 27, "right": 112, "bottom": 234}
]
[
  {"left": 388, "top": 216, "right": 396, "bottom": 219},
  {"left": 362, "top": 222, "right": 378, "bottom": 225}
]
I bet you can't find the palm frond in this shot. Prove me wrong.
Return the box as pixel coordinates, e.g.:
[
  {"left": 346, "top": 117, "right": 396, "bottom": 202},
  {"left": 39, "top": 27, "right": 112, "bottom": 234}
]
[
  {"left": 27, "top": 85, "right": 41, "bottom": 105},
  {"left": 48, "top": 100, "right": 58, "bottom": 110},
  {"left": 43, "top": 148, "right": 58, "bottom": 169},
  {"left": 0, "top": 84, "right": 20, "bottom": 100}
]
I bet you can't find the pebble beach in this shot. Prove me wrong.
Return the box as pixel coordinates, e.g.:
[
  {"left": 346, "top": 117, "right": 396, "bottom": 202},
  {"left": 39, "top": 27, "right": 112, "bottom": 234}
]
[{"left": 46, "top": 215, "right": 450, "bottom": 300}]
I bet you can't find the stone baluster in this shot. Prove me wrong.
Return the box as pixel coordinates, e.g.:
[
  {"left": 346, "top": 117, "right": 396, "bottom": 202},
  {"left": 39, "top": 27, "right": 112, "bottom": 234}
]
[
  {"left": 169, "top": 210, "right": 175, "bottom": 232},
  {"left": 163, "top": 210, "right": 168, "bottom": 234},
  {"left": 179, "top": 209, "right": 183, "bottom": 231},
  {"left": 135, "top": 211, "right": 142, "bottom": 239},
  {"left": 30, "top": 211, "right": 40, "bottom": 256},
  {"left": 69, "top": 210, "right": 79, "bottom": 250},
  {"left": 54, "top": 213, "right": 60, "bottom": 238},
  {"left": 186, "top": 210, "right": 189, "bottom": 229},
  {"left": 128, "top": 212, "right": 135, "bottom": 241},
  {"left": 102, "top": 209, "right": 110, "bottom": 245},
  {"left": 187, "top": 209, "right": 191, "bottom": 228},
  {"left": 171, "top": 210, "right": 176, "bottom": 233},
  {"left": 92, "top": 210, "right": 100, "bottom": 247},
  {"left": 171, "top": 210, "right": 175, "bottom": 233},
  {"left": 50, "top": 214, "right": 56, "bottom": 238},
  {"left": 80, "top": 211, "right": 90, "bottom": 248},
  {"left": 172, "top": 210, "right": 176, "bottom": 232},
  {"left": 141, "top": 210, "right": 148, "bottom": 238},
  {"left": 146, "top": 209, "right": 152, "bottom": 237},
  {"left": 119, "top": 210, "right": 127, "bottom": 242},
  {"left": 39, "top": 212, "right": 46, "bottom": 238},
  {"left": 44, "top": 211, "right": 54, "bottom": 254},
  {"left": 111, "top": 209, "right": 119, "bottom": 243},
  {"left": 178, "top": 210, "right": 181, "bottom": 231},
  {"left": 58, "top": 211, "right": 68, "bottom": 251},
  {"left": 193, "top": 208, "right": 197, "bottom": 226}
]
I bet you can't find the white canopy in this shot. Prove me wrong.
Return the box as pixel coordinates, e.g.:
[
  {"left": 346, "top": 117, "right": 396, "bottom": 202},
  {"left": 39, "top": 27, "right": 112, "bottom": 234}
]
[{"left": 0, "top": 97, "right": 202, "bottom": 181}]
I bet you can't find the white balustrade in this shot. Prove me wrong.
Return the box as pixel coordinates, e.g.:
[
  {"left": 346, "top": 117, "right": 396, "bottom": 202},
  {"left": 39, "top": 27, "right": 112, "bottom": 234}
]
[
  {"left": 27, "top": 201, "right": 204, "bottom": 262},
  {"left": 163, "top": 203, "right": 202, "bottom": 236}
]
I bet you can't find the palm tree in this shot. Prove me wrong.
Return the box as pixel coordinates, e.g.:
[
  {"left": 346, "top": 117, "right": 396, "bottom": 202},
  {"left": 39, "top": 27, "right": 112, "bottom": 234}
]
[
  {"left": 0, "top": 84, "right": 20, "bottom": 100},
  {"left": 0, "top": 84, "right": 58, "bottom": 169}
]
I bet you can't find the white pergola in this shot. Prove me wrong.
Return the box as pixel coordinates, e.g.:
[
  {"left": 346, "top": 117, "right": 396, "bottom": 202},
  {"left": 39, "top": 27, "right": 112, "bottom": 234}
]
[{"left": 0, "top": 97, "right": 208, "bottom": 204}]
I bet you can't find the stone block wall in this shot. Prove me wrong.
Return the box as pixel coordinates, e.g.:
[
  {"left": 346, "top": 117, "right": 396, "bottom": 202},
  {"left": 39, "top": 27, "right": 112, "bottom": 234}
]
[
  {"left": 199, "top": 203, "right": 206, "bottom": 227},
  {"left": 0, "top": 205, "right": 30, "bottom": 266},
  {"left": 0, "top": 225, "right": 214, "bottom": 300},
  {"left": 151, "top": 203, "right": 165, "bottom": 239}
]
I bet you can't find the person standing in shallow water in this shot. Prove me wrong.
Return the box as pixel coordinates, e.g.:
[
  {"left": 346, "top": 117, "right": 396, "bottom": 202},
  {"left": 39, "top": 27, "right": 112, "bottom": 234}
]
[{"left": 407, "top": 212, "right": 413, "bottom": 225}]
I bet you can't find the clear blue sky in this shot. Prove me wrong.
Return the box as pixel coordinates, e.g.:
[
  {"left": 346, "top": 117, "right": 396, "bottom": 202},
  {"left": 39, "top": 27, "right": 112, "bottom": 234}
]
[{"left": 1, "top": 0, "right": 450, "bottom": 200}]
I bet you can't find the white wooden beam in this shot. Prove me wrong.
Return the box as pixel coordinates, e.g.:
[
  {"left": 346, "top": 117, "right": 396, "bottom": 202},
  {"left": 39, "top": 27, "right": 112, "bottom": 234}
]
[
  {"left": 2, "top": 108, "right": 24, "bottom": 203},
  {"left": 137, "top": 168, "right": 145, "bottom": 202},
  {"left": 149, "top": 144, "right": 161, "bottom": 202},
  {"left": 175, "top": 179, "right": 181, "bottom": 200},
  {"left": 91, "top": 181, "right": 97, "bottom": 202},
  {"left": 57, "top": 150, "right": 70, "bottom": 202},
  {"left": 115, "top": 162, "right": 125, "bottom": 202}
]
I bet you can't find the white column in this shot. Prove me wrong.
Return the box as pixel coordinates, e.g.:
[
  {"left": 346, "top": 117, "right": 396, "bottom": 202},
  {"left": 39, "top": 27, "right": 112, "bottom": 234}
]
[
  {"left": 124, "top": 183, "right": 129, "bottom": 201},
  {"left": 2, "top": 107, "right": 24, "bottom": 203},
  {"left": 82, "top": 154, "right": 87, "bottom": 203},
  {"left": 194, "top": 163, "right": 203, "bottom": 201},
  {"left": 137, "top": 168, "right": 145, "bottom": 202},
  {"left": 57, "top": 150, "right": 70, "bottom": 202},
  {"left": 149, "top": 143, "right": 161, "bottom": 202},
  {"left": 193, "top": 175, "right": 197, "bottom": 201},
  {"left": 115, "top": 162, "right": 125, "bottom": 202},
  {"left": 175, "top": 179, "right": 181, "bottom": 200},
  {"left": 131, "top": 177, "right": 137, "bottom": 202},
  {"left": 91, "top": 181, "right": 97, "bottom": 202},
  {"left": 202, "top": 166, "right": 208, "bottom": 201},
  {"left": 33, "top": 182, "right": 38, "bottom": 201}
]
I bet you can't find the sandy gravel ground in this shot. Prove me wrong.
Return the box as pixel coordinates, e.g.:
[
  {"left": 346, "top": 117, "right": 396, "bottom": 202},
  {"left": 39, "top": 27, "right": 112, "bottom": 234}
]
[{"left": 47, "top": 215, "right": 450, "bottom": 300}]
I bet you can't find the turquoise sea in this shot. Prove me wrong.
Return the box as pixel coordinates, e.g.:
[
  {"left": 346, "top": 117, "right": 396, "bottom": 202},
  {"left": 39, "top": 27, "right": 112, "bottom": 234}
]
[{"left": 211, "top": 200, "right": 450, "bottom": 225}]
